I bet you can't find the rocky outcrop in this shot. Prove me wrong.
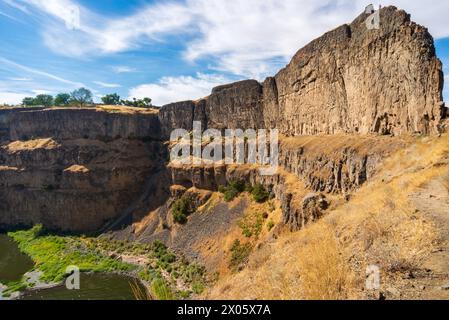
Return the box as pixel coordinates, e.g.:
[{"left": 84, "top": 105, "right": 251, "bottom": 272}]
[
  {"left": 271, "top": 7, "right": 445, "bottom": 135},
  {"left": 167, "top": 134, "right": 408, "bottom": 230},
  {"left": 204, "top": 80, "right": 264, "bottom": 130},
  {"left": 158, "top": 6, "right": 445, "bottom": 136},
  {"left": 158, "top": 101, "right": 195, "bottom": 139},
  {"left": 0, "top": 107, "right": 161, "bottom": 143}
]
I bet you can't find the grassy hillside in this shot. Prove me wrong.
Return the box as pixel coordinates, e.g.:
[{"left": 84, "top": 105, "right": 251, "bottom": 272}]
[{"left": 205, "top": 134, "right": 449, "bottom": 300}]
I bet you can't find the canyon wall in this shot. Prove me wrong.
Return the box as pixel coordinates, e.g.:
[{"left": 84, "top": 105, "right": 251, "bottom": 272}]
[
  {"left": 168, "top": 134, "right": 408, "bottom": 230},
  {"left": 0, "top": 107, "right": 165, "bottom": 232},
  {"left": 0, "top": 6, "right": 445, "bottom": 233}
]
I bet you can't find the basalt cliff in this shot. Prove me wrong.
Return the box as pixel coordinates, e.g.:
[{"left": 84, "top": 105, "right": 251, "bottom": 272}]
[{"left": 0, "top": 6, "right": 446, "bottom": 242}]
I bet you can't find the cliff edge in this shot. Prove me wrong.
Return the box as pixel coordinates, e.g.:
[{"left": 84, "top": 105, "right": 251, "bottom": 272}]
[{"left": 160, "top": 6, "right": 445, "bottom": 136}]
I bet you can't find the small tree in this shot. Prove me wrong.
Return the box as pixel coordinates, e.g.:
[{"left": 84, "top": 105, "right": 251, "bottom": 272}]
[
  {"left": 22, "top": 97, "right": 35, "bottom": 106},
  {"left": 251, "top": 183, "right": 269, "bottom": 203},
  {"left": 140, "top": 97, "right": 152, "bottom": 108},
  {"left": 101, "top": 93, "right": 121, "bottom": 105},
  {"left": 33, "top": 94, "right": 54, "bottom": 107},
  {"left": 120, "top": 97, "right": 153, "bottom": 108},
  {"left": 54, "top": 93, "right": 71, "bottom": 106},
  {"left": 71, "top": 88, "right": 93, "bottom": 107}
]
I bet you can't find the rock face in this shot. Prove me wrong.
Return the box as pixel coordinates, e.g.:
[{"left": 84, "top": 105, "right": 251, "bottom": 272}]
[
  {"left": 0, "top": 108, "right": 165, "bottom": 233},
  {"left": 0, "top": 107, "right": 161, "bottom": 143},
  {"left": 167, "top": 134, "right": 408, "bottom": 230},
  {"left": 158, "top": 6, "right": 445, "bottom": 136},
  {"left": 204, "top": 80, "right": 264, "bottom": 130},
  {"left": 158, "top": 101, "right": 196, "bottom": 139},
  {"left": 271, "top": 7, "right": 445, "bottom": 135}
]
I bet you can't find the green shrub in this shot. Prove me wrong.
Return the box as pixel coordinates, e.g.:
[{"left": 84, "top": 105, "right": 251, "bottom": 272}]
[
  {"left": 192, "top": 281, "right": 205, "bottom": 295},
  {"left": 251, "top": 183, "right": 269, "bottom": 203},
  {"left": 238, "top": 213, "right": 264, "bottom": 238},
  {"left": 223, "top": 188, "right": 239, "bottom": 202},
  {"left": 244, "top": 183, "right": 253, "bottom": 193},
  {"left": 267, "top": 219, "right": 275, "bottom": 231},
  {"left": 172, "top": 197, "right": 191, "bottom": 224},
  {"left": 219, "top": 180, "right": 246, "bottom": 202},
  {"left": 151, "top": 278, "right": 174, "bottom": 300},
  {"left": 229, "top": 180, "right": 245, "bottom": 193},
  {"left": 229, "top": 240, "right": 252, "bottom": 271}
]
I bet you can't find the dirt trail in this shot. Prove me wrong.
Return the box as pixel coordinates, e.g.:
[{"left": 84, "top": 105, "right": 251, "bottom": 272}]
[{"left": 409, "top": 178, "right": 449, "bottom": 299}]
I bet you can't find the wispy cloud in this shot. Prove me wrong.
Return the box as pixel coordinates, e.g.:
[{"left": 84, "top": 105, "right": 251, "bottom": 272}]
[
  {"left": 128, "top": 73, "right": 231, "bottom": 106},
  {"left": 0, "top": 9, "right": 24, "bottom": 22},
  {"left": 93, "top": 81, "right": 121, "bottom": 88},
  {"left": 3, "top": 0, "right": 30, "bottom": 14},
  {"left": 112, "top": 66, "right": 136, "bottom": 74},
  {"left": 7, "top": 0, "right": 449, "bottom": 80},
  {"left": 3, "top": 0, "right": 449, "bottom": 105},
  {"left": 0, "top": 56, "right": 84, "bottom": 87},
  {"left": 8, "top": 0, "right": 192, "bottom": 57},
  {"left": 9, "top": 77, "right": 32, "bottom": 81}
]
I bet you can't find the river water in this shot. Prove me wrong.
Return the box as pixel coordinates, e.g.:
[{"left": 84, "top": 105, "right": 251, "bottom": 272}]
[
  {"left": 0, "top": 234, "right": 34, "bottom": 283},
  {"left": 0, "top": 234, "right": 144, "bottom": 300}
]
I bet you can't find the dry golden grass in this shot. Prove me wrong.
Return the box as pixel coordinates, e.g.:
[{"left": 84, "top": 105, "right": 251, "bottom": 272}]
[
  {"left": 4, "top": 138, "right": 60, "bottom": 151},
  {"left": 97, "top": 105, "right": 158, "bottom": 114},
  {"left": 205, "top": 134, "right": 449, "bottom": 300},
  {"left": 442, "top": 172, "right": 449, "bottom": 192},
  {"left": 280, "top": 134, "right": 411, "bottom": 158},
  {"left": 130, "top": 280, "right": 153, "bottom": 300},
  {"left": 205, "top": 223, "right": 355, "bottom": 300}
]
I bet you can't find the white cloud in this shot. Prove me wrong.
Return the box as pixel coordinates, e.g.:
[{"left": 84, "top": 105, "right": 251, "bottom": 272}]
[
  {"left": 93, "top": 81, "right": 121, "bottom": 88},
  {"left": 9, "top": 77, "right": 32, "bottom": 81},
  {"left": 0, "top": 91, "right": 28, "bottom": 105},
  {"left": 112, "top": 66, "right": 136, "bottom": 74},
  {"left": 128, "top": 73, "right": 231, "bottom": 106},
  {"left": 9, "top": 0, "right": 192, "bottom": 57},
  {"left": 6, "top": 0, "right": 449, "bottom": 87},
  {"left": 31, "top": 89, "right": 52, "bottom": 95},
  {"left": 3, "top": 0, "right": 29, "bottom": 14}
]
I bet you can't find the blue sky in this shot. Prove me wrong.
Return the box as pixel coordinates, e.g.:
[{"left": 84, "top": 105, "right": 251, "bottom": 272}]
[{"left": 0, "top": 0, "right": 448, "bottom": 106}]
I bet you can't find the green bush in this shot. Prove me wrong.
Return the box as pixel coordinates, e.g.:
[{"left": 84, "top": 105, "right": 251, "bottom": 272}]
[
  {"left": 229, "top": 240, "right": 252, "bottom": 271},
  {"left": 238, "top": 213, "right": 264, "bottom": 238},
  {"left": 229, "top": 180, "right": 245, "bottom": 193},
  {"left": 251, "top": 183, "right": 269, "bottom": 203},
  {"left": 151, "top": 278, "right": 174, "bottom": 300},
  {"left": 192, "top": 281, "right": 205, "bottom": 295},
  {"left": 219, "top": 180, "right": 246, "bottom": 202},
  {"left": 223, "top": 188, "right": 239, "bottom": 202},
  {"left": 244, "top": 183, "right": 253, "bottom": 193},
  {"left": 172, "top": 197, "right": 191, "bottom": 224}
]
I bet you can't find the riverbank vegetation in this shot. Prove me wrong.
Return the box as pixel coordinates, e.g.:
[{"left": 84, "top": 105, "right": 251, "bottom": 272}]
[{"left": 5, "top": 225, "right": 208, "bottom": 300}]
